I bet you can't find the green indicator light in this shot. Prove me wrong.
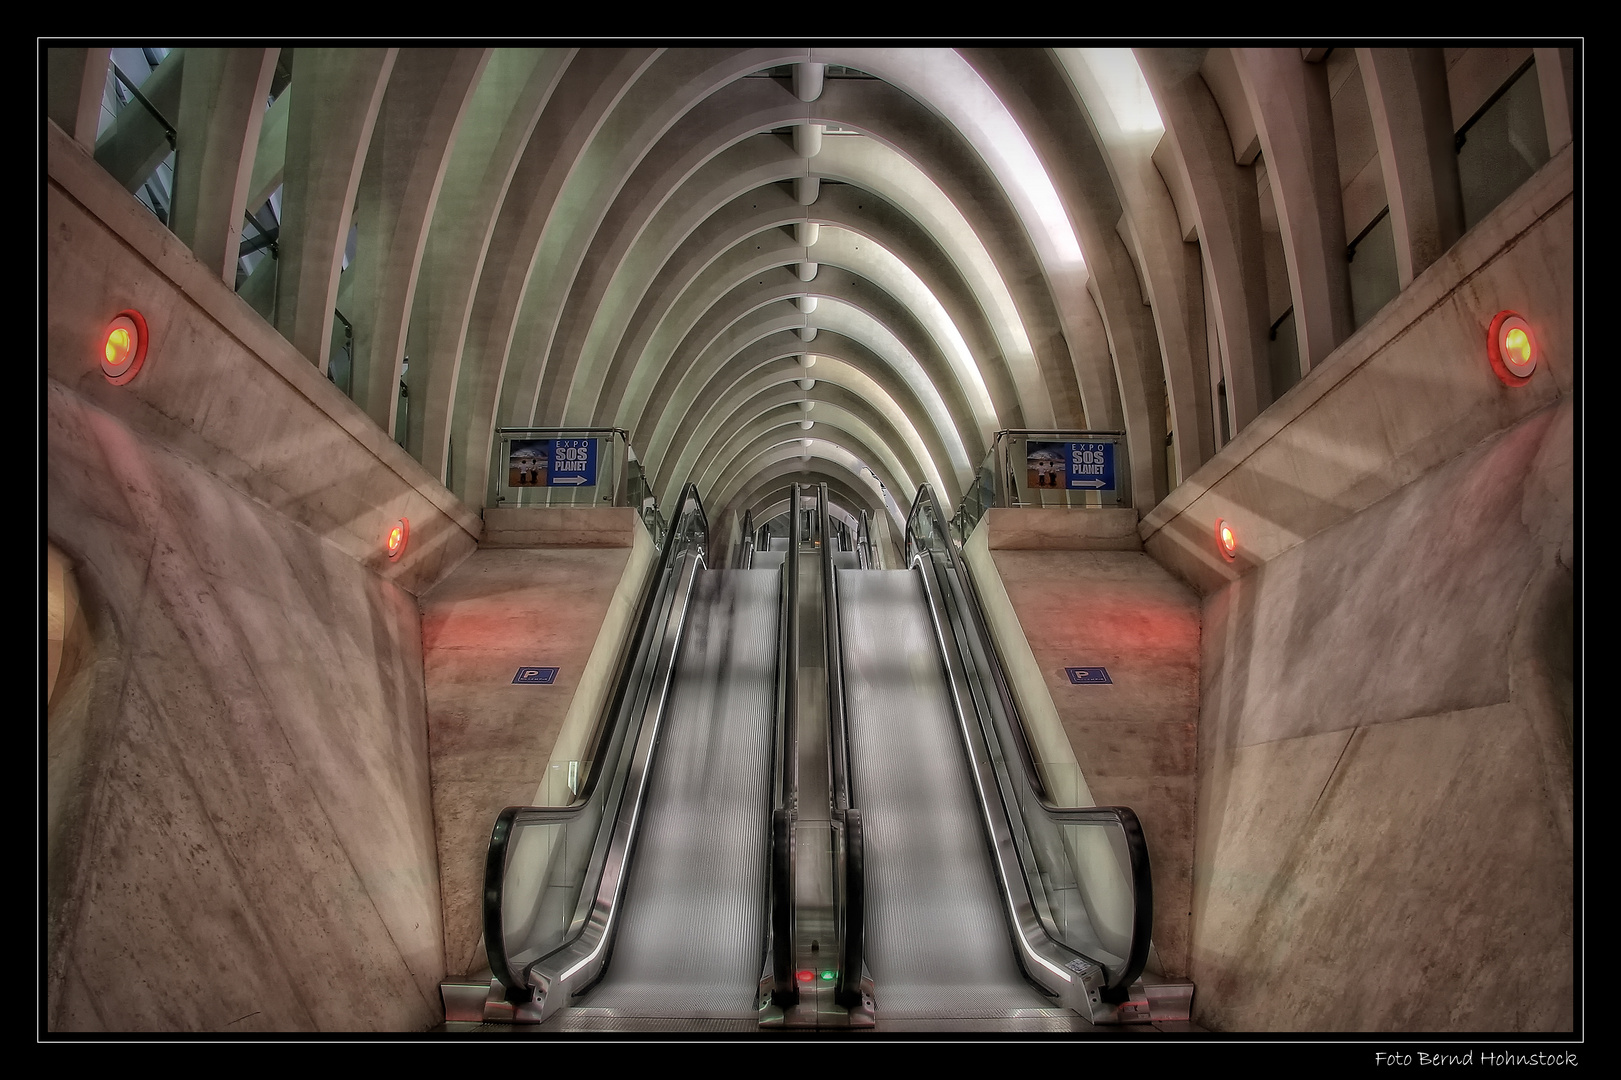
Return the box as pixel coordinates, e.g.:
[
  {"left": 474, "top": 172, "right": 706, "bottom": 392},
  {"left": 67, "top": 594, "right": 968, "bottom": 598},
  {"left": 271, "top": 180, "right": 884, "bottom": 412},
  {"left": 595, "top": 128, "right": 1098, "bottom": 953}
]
[{"left": 820, "top": 970, "right": 837, "bottom": 981}]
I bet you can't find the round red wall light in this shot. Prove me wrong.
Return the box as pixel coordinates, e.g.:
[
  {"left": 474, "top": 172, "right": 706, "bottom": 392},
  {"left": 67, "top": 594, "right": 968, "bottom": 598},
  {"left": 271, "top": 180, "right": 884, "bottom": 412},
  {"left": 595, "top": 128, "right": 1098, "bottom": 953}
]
[
  {"left": 1487, "top": 311, "right": 1537, "bottom": 386},
  {"left": 386, "top": 518, "right": 410, "bottom": 561},
  {"left": 1215, "top": 518, "right": 1238, "bottom": 562},
  {"left": 101, "top": 310, "right": 149, "bottom": 384}
]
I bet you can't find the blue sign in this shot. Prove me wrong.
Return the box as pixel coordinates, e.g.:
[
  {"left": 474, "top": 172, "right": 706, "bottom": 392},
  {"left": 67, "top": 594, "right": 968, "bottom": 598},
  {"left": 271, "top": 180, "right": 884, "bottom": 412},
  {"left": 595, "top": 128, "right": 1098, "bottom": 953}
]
[
  {"left": 549, "top": 438, "right": 597, "bottom": 487},
  {"left": 513, "top": 667, "right": 559, "bottom": 684},
  {"left": 1065, "top": 442, "right": 1115, "bottom": 492},
  {"left": 1066, "top": 667, "right": 1112, "bottom": 684}
]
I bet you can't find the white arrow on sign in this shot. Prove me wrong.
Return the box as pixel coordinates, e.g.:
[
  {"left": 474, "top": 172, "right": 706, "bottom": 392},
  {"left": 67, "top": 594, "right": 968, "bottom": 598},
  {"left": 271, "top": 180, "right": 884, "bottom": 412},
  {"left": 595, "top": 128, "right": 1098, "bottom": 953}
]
[
  {"left": 552, "top": 475, "right": 590, "bottom": 485},
  {"left": 1071, "top": 479, "right": 1107, "bottom": 488}
]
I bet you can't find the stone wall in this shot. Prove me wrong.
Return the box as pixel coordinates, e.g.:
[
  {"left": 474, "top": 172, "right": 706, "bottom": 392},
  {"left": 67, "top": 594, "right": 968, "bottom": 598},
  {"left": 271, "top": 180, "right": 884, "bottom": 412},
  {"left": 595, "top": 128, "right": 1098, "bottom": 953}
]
[
  {"left": 46, "top": 384, "right": 451, "bottom": 1032},
  {"left": 1139, "top": 144, "right": 1576, "bottom": 1031},
  {"left": 45, "top": 122, "right": 478, "bottom": 1032},
  {"left": 1190, "top": 397, "right": 1572, "bottom": 1031}
]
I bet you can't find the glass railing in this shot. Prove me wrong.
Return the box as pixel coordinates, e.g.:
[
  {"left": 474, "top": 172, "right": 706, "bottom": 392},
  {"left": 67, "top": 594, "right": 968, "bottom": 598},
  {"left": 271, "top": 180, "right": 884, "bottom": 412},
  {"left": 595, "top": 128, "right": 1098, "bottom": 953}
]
[
  {"left": 907, "top": 483, "right": 1152, "bottom": 1018},
  {"left": 327, "top": 309, "right": 354, "bottom": 397},
  {"left": 953, "top": 430, "right": 1131, "bottom": 545},
  {"left": 483, "top": 485, "right": 708, "bottom": 1019},
  {"left": 492, "top": 427, "right": 628, "bottom": 510},
  {"left": 625, "top": 449, "right": 667, "bottom": 549}
]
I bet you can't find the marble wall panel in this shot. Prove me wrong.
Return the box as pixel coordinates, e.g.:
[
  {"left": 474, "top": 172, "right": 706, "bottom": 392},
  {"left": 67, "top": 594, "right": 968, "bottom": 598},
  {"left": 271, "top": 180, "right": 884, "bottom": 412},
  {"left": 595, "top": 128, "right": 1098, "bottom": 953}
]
[
  {"left": 47, "top": 384, "right": 446, "bottom": 1032},
  {"left": 983, "top": 507, "right": 1142, "bottom": 550},
  {"left": 47, "top": 125, "right": 480, "bottom": 601},
  {"left": 1206, "top": 398, "right": 1566, "bottom": 749},
  {"left": 1190, "top": 705, "right": 1573, "bottom": 1032},
  {"left": 1190, "top": 395, "right": 1573, "bottom": 1031}
]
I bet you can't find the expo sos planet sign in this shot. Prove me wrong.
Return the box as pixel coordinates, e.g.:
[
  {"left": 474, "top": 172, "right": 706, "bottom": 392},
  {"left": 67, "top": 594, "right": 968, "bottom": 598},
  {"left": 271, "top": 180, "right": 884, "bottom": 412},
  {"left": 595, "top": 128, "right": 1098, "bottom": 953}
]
[
  {"left": 1070, "top": 444, "right": 1109, "bottom": 479},
  {"left": 550, "top": 438, "right": 596, "bottom": 485},
  {"left": 1028, "top": 440, "right": 1116, "bottom": 491}
]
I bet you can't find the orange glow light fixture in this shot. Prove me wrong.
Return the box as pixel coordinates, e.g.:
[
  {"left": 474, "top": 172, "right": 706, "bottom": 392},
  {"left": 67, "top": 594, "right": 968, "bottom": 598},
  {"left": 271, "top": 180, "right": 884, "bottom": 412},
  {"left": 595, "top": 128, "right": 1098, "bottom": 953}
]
[
  {"left": 1487, "top": 310, "right": 1537, "bottom": 386},
  {"left": 1215, "top": 518, "right": 1238, "bottom": 562},
  {"left": 386, "top": 518, "right": 410, "bottom": 561},
  {"left": 101, "top": 310, "right": 149, "bottom": 384}
]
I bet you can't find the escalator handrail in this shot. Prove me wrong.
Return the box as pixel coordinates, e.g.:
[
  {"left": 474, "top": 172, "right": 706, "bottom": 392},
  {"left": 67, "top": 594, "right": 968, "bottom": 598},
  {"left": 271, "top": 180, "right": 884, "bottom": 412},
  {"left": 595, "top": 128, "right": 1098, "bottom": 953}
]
[
  {"left": 905, "top": 483, "right": 1152, "bottom": 1003},
  {"left": 483, "top": 484, "right": 708, "bottom": 1004},
  {"left": 821, "top": 484, "right": 852, "bottom": 812},
  {"left": 737, "top": 509, "right": 755, "bottom": 569},
  {"left": 768, "top": 484, "right": 803, "bottom": 1005},
  {"left": 819, "top": 484, "right": 867, "bottom": 1007},
  {"left": 906, "top": 485, "right": 1046, "bottom": 800}
]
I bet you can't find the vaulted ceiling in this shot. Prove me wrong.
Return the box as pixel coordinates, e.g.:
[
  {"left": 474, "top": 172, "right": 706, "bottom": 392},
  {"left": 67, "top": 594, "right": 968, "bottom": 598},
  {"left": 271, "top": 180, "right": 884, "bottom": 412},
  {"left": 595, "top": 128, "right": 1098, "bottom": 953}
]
[{"left": 84, "top": 45, "right": 1507, "bottom": 546}]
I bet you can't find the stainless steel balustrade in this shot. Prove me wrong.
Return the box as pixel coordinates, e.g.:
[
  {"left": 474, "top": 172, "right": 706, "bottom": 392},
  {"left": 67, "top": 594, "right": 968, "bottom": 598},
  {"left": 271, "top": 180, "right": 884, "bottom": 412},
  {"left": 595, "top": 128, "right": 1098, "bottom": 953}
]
[
  {"left": 492, "top": 428, "right": 666, "bottom": 547},
  {"left": 482, "top": 486, "right": 774, "bottom": 1024},
  {"left": 901, "top": 484, "right": 1155, "bottom": 1023},
  {"left": 952, "top": 429, "right": 1132, "bottom": 545}
]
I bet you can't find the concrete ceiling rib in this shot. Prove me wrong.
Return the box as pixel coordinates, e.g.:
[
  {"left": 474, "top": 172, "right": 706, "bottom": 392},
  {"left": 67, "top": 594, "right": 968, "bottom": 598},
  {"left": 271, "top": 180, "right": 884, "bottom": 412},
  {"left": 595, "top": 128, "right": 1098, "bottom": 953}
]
[
  {"left": 650, "top": 335, "right": 948, "bottom": 507},
  {"left": 402, "top": 47, "right": 572, "bottom": 477},
  {"left": 962, "top": 46, "right": 1171, "bottom": 506},
  {"left": 687, "top": 400, "right": 920, "bottom": 511},
  {"left": 203, "top": 46, "right": 1179, "bottom": 520},
  {"left": 629, "top": 277, "right": 973, "bottom": 501},
  {"left": 658, "top": 364, "right": 937, "bottom": 505},
  {"left": 625, "top": 236, "right": 983, "bottom": 477},
  {"left": 700, "top": 422, "right": 908, "bottom": 514}
]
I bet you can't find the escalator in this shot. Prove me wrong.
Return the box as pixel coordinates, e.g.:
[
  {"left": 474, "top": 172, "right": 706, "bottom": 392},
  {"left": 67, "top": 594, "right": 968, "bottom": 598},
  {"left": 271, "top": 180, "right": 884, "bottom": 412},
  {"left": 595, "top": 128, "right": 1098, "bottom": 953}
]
[
  {"left": 826, "top": 484, "right": 1170, "bottom": 1030},
  {"left": 840, "top": 566, "right": 1060, "bottom": 1024},
  {"left": 472, "top": 486, "right": 787, "bottom": 1030},
  {"left": 459, "top": 482, "right": 1181, "bottom": 1031}
]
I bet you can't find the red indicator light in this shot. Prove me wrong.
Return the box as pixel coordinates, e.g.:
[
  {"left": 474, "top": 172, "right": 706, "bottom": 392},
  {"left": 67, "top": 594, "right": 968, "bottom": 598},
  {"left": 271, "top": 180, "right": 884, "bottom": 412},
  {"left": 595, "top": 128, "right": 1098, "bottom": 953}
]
[
  {"left": 101, "top": 310, "right": 149, "bottom": 384},
  {"left": 1487, "top": 310, "right": 1537, "bottom": 385},
  {"left": 1215, "top": 518, "right": 1237, "bottom": 562},
  {"left": 1505, "top": 328, "right": 1530, "bottom": 365},
  {"left": 796, "top": 969, "right": 814, "bottom": 982},
  {"left": 105, "top": 327, "right": 131, "bottom": 365},
  {"left": 386, "top": 518, "right": 410, "bottom": 561}
]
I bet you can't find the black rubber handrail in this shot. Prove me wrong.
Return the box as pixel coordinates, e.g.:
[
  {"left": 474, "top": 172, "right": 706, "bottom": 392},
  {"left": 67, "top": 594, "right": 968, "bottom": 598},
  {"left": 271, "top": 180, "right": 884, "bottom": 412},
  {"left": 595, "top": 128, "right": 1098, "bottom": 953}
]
[
  {"left": 737, "top": 509, "right": 755, "bottom": 569},
  {"left": 948, "top": 548, "right": 1049, "bottom": 804},
  {"left": 768, "top": 484, "right": 803, "bottom": 1005},
  {"left": 822, "top": 485, "right": 852, "bottom": 814},
  {"left": 819, "top": 484, "right": 866, "bottom": 1006},
  {"left": 483, "top": 483, "right": 707, "bottom": 1002},
  {"left": 1046, "top": 805, "right": 1153, "bottom": 1001},
  {"left": 904, "top": 482, "right": 1152, "bottom": 1002}
]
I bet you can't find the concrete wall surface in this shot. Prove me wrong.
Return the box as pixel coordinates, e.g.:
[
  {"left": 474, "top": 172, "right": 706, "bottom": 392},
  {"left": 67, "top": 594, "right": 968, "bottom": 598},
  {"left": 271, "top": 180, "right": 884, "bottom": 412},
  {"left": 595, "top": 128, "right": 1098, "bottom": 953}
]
[
  {"left": 1189, "top": 395, "right": 1573, "bottom": 1031},
  {"left": 45, "top": 119, "right": 481, "bottom": 1033},
  {"left": 46, "top": 384, "right": 447, "bottom": 1032}
]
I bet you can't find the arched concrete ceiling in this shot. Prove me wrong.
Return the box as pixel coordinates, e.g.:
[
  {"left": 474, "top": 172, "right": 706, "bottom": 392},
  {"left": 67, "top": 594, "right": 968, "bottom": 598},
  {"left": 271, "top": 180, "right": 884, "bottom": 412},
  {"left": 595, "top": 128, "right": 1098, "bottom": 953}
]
[{"left": 129, "top": 45, "right": 1323, "bottom": 531}]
